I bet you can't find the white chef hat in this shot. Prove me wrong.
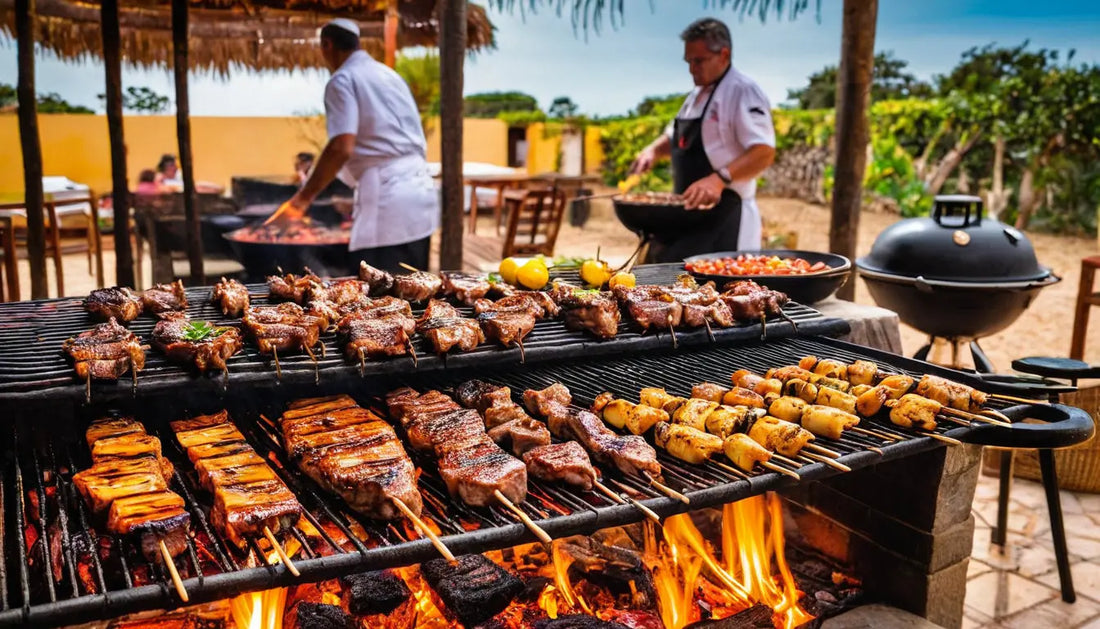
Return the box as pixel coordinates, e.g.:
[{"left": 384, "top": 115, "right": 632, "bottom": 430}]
[{"left": 323, "top": 18, "right": 360, "bottom": 38}]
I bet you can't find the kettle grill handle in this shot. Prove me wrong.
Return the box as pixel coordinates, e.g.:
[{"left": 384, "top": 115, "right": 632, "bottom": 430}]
[
  {"left": 932, "top": 196, "right": 983, "bottom": 227},
  {"left": 957, "top": 403, "right": 1095, "bottom": 449}
]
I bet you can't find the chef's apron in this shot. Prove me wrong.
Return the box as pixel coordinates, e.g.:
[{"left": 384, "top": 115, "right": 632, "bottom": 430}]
[
  {"left": 646, "top": 71, "right": 742, "bottom": 264},
  {"left": 347, "top": 153, "right": 438, "bottom": 253}
]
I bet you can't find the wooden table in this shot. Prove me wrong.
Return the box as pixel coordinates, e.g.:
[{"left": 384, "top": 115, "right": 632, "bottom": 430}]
[{"left": 463, "top": 172, "right": 538, "bottom": 235}]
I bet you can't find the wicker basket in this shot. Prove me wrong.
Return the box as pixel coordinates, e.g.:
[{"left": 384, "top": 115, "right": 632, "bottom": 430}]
[{"left": 981, "top": 385, "right": 1100, "bottom": 493}]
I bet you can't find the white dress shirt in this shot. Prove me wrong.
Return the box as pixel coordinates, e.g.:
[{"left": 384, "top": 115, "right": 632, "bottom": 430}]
[{"left": 325, "top": 50, "right": 440, "bottom": 250}]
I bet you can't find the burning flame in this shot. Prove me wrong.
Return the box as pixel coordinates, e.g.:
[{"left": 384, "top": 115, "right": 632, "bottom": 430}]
[{"left": 231, "top": 588, "right": 287, "bottom": 629}]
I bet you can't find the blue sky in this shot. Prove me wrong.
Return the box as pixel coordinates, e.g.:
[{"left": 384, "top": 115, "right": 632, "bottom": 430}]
[{"left": 1, "top": 0, "right": 1099, "bottom": 117}]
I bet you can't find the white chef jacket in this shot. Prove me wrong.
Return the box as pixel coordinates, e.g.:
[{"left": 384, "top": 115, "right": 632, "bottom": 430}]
[
  {"left": 665, "top": 66, "right": 776, "bottom": 250},
  {"left": 325, "top": 50, "right": 440, "bottom": 251}
]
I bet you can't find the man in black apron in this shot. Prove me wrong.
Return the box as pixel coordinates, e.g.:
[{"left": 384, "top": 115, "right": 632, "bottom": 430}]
[{"left": 630, "top": 18, "right": 776, "bottom": 263}]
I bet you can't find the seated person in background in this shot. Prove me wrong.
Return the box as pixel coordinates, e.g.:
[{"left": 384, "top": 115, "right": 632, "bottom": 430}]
[
  {"left": 155, "top": 154, "right": 184, "bottom": 190},
  {"left": 134, "top": 169, "right": 160, "bottom": 195},
  {"left": 294, "top": 152, "right": 315, "bottom": 185}
]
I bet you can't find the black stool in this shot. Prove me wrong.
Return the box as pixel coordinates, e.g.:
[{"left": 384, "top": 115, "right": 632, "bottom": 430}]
[{"left": 966, "top": 358, "right": 1097, "bottom": 603}]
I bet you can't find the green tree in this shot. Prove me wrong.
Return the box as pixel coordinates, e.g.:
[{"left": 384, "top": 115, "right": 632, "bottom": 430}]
[
  {"left": 548, "top": 96, "right": 579, "bottom": 119},
  {"left": 786, "top": 52, "right": 933, "bottom": 108},
  {"left": 34, "top": 92, "right": 94, "bottom": 113},
  {"left": 463, "top": 91, "right": 539, "bottom": 118},
  {"left": 395, "top": 52, "right": 441, "bottom": 132},
  {"left": 633, "top": 93, "right": 686, "bottom": 118},
  {"left": 97, "top": 86, "right": 170, "bottom": 114}
]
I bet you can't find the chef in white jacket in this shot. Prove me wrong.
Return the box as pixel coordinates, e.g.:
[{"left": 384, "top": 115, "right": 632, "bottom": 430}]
[
  {"left": 269, "top": 18, "right": 439, "bottom": 273},
  {"left": 631, "top": 18, "right": 776, "bottom": 262}
]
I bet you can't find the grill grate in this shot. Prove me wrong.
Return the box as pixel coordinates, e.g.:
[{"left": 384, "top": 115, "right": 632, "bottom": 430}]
[
  {"left": 0, "top": 334, "right": 1015, "bottom": 628},
  {"left": 0, "top": 264, "right": 846, "bottom": 402}
]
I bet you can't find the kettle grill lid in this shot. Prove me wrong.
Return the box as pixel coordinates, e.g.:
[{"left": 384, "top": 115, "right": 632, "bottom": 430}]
[{"left": 856, "top": 195, "right": 1049, "bottom": 282}]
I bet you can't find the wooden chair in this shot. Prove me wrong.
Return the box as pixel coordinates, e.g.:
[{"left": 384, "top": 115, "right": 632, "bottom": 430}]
[
  {"left": 501, "top": 187, "right": 567, "bottom": 258},
  {"left": 0, "top": 201, "right": 65, "bottom": 299},
  {"left": 0, "top": 215, "right": 14, "bottom": 301},
  {"left": 50, "top": 195, "right": 104, "bottom": 290},
  {"left": 1070, "top": 255, "right": 1100, "bottom": 359}
]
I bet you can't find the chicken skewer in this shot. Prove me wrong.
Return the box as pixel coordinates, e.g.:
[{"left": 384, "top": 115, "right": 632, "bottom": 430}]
[
  {"left": 73, "top": 417, "right": 190, "bottom": 601},
  {"left": 454, "top": 380, "right": 659, "bottom": 522},
  {"left": 278, "top": 395, "right": 452, "bottom": 560},
  {"left": 241, "top": 303, "right": 326, "bottom": 382},
  {"left": 63, "top": 318, "right": 146, "bottom": 402},
  {"left": 211, "top": 277, "right": 250, "bottom": 316},
  {"left": 170, "top": 411, "right": 302, "bottom": 576}
]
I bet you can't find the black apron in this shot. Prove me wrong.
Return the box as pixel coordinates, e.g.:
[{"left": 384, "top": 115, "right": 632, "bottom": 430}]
[{"left": 646, "top": 71, "right": 743, "bottom": 264}]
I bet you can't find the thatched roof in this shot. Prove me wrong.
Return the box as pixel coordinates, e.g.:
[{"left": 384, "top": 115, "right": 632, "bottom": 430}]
[{"left": 0, "top": 0, "right": 494, "bottom": 74}]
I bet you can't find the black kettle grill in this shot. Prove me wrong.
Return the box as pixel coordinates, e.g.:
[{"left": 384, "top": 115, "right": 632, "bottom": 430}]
[{"left": 856, "top": 195, "right": 1060, "bottom": 371}]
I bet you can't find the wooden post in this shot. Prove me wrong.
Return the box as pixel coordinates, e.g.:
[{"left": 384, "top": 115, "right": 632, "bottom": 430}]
[
  {"left": 101, "top": 0, "right": 134, "bottom": 287},
  {"left": 829, "top": 0, "right": 877, "bottom": 301},
  {"left": 438, "top": 0, "right": 466, "bottom": 271},
  {"left": 172, "top": 0, "right": 204, "bottom": 284},
  {"left": 383, "top": 0, "right": 398, "bottom": 68},
  {"left": 15, "top": 0, "right": 47, "bottom": 299}
]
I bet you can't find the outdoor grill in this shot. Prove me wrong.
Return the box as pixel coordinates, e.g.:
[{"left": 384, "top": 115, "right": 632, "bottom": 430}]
[
  {"left": 0, "top": 264, "right": 1091, "bottom": 628},
  {"left": 856, "top": 195, "right": 1060, "bottom": 371}
]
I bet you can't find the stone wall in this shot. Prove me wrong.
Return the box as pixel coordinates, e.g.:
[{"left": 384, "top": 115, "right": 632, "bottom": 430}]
[
  {"left": 782, "top": 443, "right": 984, "bottom": 629},
  {"left": 759, "top": 145, "right": 832, "bottom": 204}
]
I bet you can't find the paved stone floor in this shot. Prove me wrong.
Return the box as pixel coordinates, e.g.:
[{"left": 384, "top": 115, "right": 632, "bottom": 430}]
[{"left": 966, "top": 471, "right": 1100, "bottom": 628}]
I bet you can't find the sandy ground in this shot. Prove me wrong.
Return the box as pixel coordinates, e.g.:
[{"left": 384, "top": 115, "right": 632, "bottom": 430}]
[{"left": 13, "top": 195, "right": 1099, "bottom": 371}]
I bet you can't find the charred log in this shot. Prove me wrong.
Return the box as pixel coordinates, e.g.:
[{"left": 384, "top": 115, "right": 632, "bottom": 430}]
[
  {"left": 685, "top": 604, "right": 775, "bottom": 628},
  {"left": 295, "top": 602, "right": 353, "bottom": 629},
  {"left": 339, "top": 570, "right": 410, "bottom": 616},
  {"left": 532, "top": 615, "right": 631, "bottom": 629},
  {"left": 421, "top": 554, "right": 524, "bottom": 627}
]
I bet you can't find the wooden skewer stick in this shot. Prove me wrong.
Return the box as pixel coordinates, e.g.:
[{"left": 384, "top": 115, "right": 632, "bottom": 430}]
[
  {"left": 85, "top": 373, "right": 92, "bottom": 404},
  {"left": 516, "top": 339, "right": 526, "bottom": 363},
  {"left": 991, "top": 393, "right": 1049, "bottom": 406},
  {"left": 131, "top": 364, "right": 138, "bottom": 396},
  {"left": 159, "top": 540, "right": 189, "bottom": 602},
  {"left": 593, "top": 480, "right": 660, "bottom": 523},
  {"left": 264, "top": 526, "right": 300, "bottom": 577},
  {"left": 850, "top": 426, "right": 900, "bottom": 441},
  {"left": 804, "top": 443, "right": 843, "bottom": 459},
  {"left": 358, "top": 348, "right": 367, "bottom": 377},
  {"left": 771, "top": 453, "right": 804, "bottom": 468},
  {"left": 801, "top": 452, "right": 851, "bottom": 472},
  {"left": 643, "top": 473, "right": 689, "bottom": 504},
  {"left": 494, "top": 490, "right": 552, "bottom": 545},
  {"left": 703, "top": 318, "right": 716, "bottom": 343},
  {"left": 272, "top": 346, "right": 282, "bottom": 380},
  {"left": 393, "top": 498, "right": 455, "bottom": 561},
  {"left": 712, "top": 460, "right": 751, "bottom": 480},
  {"left": 667, "top": 315, "right": 678, "bottom": 349},
  {"left": 940, "top": 407, "right": 1011, "bottom": 427},
  {"left": 303, "top": 344, "right": 320, "bottom": 385},
  {"left": 398, "top": 262, "right": 422, "bottom": 273},
  {"left": 926, "top": 432, "right": 962, "bottom": 446},
  {"left": 407, "top": 341, "right": 419, "bottom": 368},
  {"left": 981, "top": 408, "right": 1014, "bottom": 424},
  {"left": 760, "top": 460, "right": 801, "bottom": 479}
]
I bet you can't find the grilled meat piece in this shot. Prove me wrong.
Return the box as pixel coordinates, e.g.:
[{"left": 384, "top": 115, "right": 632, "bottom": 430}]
[
  {"left": 416, "top": 299, "right": 484, "bottom": 354},
  {"left": 107, "top": 491, "right": 191, "bottom": 561},
  {"left": 392, "top": 271, "right": 442, "bottom": 302},
  {"left": 152, "top": 313, "right": 243, "bottom": 373},
  {"left": 141, "top": 280, "right": 188, "bottom": 314},
  {"left": 73, "top": 457, "right": 169, "bottom": 513},
  {"left": 719, "top": 281, "right": 790, "bottom": 322},
  {"left": 612, "top": 285, "right": 683, "bottom": 331},
  {"left": 441, "top": 272, "right": 492, "bottom": 305},
  {"left": 268, "top": 270, "right": 321, "bottom": 303},
  {"left": 83, "top": 417, "right": 174, "bottom": 480},
  {"left": 536, "top": 398, "right": 661, "bottom": 479},
  {"left": 337, "top": 297, "right": 417, "bottom": 361},
  {"left": 486, "top": 418, "right": 552, "bottom": 456},
  {"left": 550, "top": 286, "right": 621, "bottom": 339},
  {"left": 522, "top": 442, "right": 597, "bottom": 490},
  {"left": 171, "top": 411, "right": 302, "bottom": 546},
  {"left": 309, "top": 279, "right": 370, "bottom": 306},
  {"left": 421, "top": 554, "right": 524, "bottom": 628},
  {"left": 473, "top": 296, "right": 542, "bottom": 348},
  {"left": 85, "top": 286, "right": 143, "bottom": 322},
  {"left": 667, "top": 279, "right": 734, "bottom": 328},
  {"left": 522, "top": 383, "right": 573, "bottom": 417},
  {"left": 242, "top": 303, "right": 324, "bottom": 354},
  {"left": 454, "top": 380, "right": 551, "bottom": 456},
  {"left": 211, "top": 277, "right": 250, "bottom": 316},
  {"left": 85, "top": 416, "right": 145, "bottom": 450},
  {"left": 281, "top": 397, "right": 422, "bottom": 521},
  {"left": 384, "top": 388, "right": 528, "bottom": 506},
  {"left": 358, "top": 262, "right": 395, "bottom": 295},
  {"left": 63, "top": 318, "right": 146, "bottom": 381}
]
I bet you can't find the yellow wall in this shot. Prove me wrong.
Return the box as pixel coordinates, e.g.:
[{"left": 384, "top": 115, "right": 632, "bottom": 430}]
[
  {"left": 584, "top": 126, "right": 604, "bottom": 174},
  {"left": 0, "top": 114, "right": 511, "bottom": 200},
  {"left": 523, "top": 123, "right": 605, "bottom": 176}
]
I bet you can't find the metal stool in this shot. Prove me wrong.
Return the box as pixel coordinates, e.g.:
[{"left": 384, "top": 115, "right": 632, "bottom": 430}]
[{"left": 971, "top": 358, "right": 1099, "bottom": 603}]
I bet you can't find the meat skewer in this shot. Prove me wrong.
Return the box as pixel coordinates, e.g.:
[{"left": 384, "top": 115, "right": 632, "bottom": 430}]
[
  {"left": 141, "top": 280, "right": 188, "bottom": 314},
  {"left": 170, "top": 411, "right": 301, "bottom": 575},
  {"left": 85, "top": 286, "right": 143, "bottom": 322},
  {"left": 441, "top": 272, "right": 492, "bottom": 306},
  {"left": 416, "top": 299, "right": 484, "bottom": 355},
  {"left": 384, "top": 387, "right": 551, "bottom": 543},
  {"left": 666, "top": 275, "right": 736, "bottom": 341},
  {"left": 472, "top": 293, "right": 555, "bottom": 360},
  {"left": 267, "top": 269, "right": 321, "bottom": 303},
  {"left": 63, "top": 318, "right": 146, "bottom": 402},
  {"left": 152, "top": 313, "right": 243, "bottom": 384},
  {"left": 337, "top": 296, "right": 419, "bottom": 372},
  {"left": 611, "top": 284, "right": 681, "bottom": 347},
  {"left": 241, "top": 303, "right": 325, "bottom": 381},
  {"left": 211, "top": 277, "right": 250, "bottom": 316},
  {"left": 278, "top": 395, "right": 453, "bottom": 559},
  {"left": 718, "top": 280, "right": 797, "bottom": 338},
  {"left": 549, "top": 284, "right": 621, "bottom": 339},
  {"left": 73, "top": 417, "right": 190, "bottom": 601}
]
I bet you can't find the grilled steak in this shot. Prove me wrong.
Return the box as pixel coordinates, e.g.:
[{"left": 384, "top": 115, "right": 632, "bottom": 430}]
[
  {"left": 522, "top": 442, "right": 597, "bottom": 490},
  {"left": 152, "top": 313, "right": 242, "bottom": 373},
  {"left": 551, "top": 286, "right": 621, "bottom": 339},
  {"left": 472, "top": 296, "right": 539, "bottom": 348},
  {"left": 268, "top": 270, "right": 321, "bottom": 303},
  {"left": 63, "top": 318, "right": 145, "bottom": 381},
  {"left": 108, "top": 491, "right": 191, "bottom": 560},
  {"left": 667, "top": 279, "right": 735, "bottom": 328},
  {"left": 392, "top": 271, "right": 442, "bottom": 302},
  {"left": 441, "top": 272, "right": 491, "bottom": 305},
  {"left": 385, "top": 388, "right": 528, "bottom": 506},
  {"left": 719, "top": 280, "right": 789, "bottom": 322},
  {"left": 612, "top": 285, "right": 683, "bottom": 331},
  {"left": 242, "top": 303, "right": 324, "bottom": 354},
  {"left": 211, "top": 277, "right": 250, "bottom": 316},
  {"left": 358, "top": 262, "right": 395, "bottom": 295},
  {"left": 85, "top": 286, "right": 143, "bottom": 322},
  {"left": 416, "top": 299, "right": 484, "bottom": 354},
  {"left": 171, "top": 411, "right": 301, "bottom": 547},
  {"left": 280, "top": 396, "right": 422, "bottom": 521},
  {"left": 141, "top": 279, "right": 188, "bottom": 314},
  {"left": 421, "top": 554, "right": 524, "bottom": 628}
]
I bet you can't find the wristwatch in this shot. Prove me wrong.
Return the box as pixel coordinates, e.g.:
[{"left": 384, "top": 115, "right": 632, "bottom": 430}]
[{"left": 714, "top": 168, "right": 732, "bottom": 184}]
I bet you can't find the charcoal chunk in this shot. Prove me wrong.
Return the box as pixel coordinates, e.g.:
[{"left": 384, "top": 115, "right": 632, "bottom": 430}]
[
  {"left": 340, "top": 569, "right": 411, "bottom": 615},
  {"left": 421, "top": 554, "right": 524, "bottom": 627},
  {"left": 533, "top": 615, "right": 631, "bottom": 628},
  {"left": 296, "top": 602, "right": 352, "bottom": 629}
]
